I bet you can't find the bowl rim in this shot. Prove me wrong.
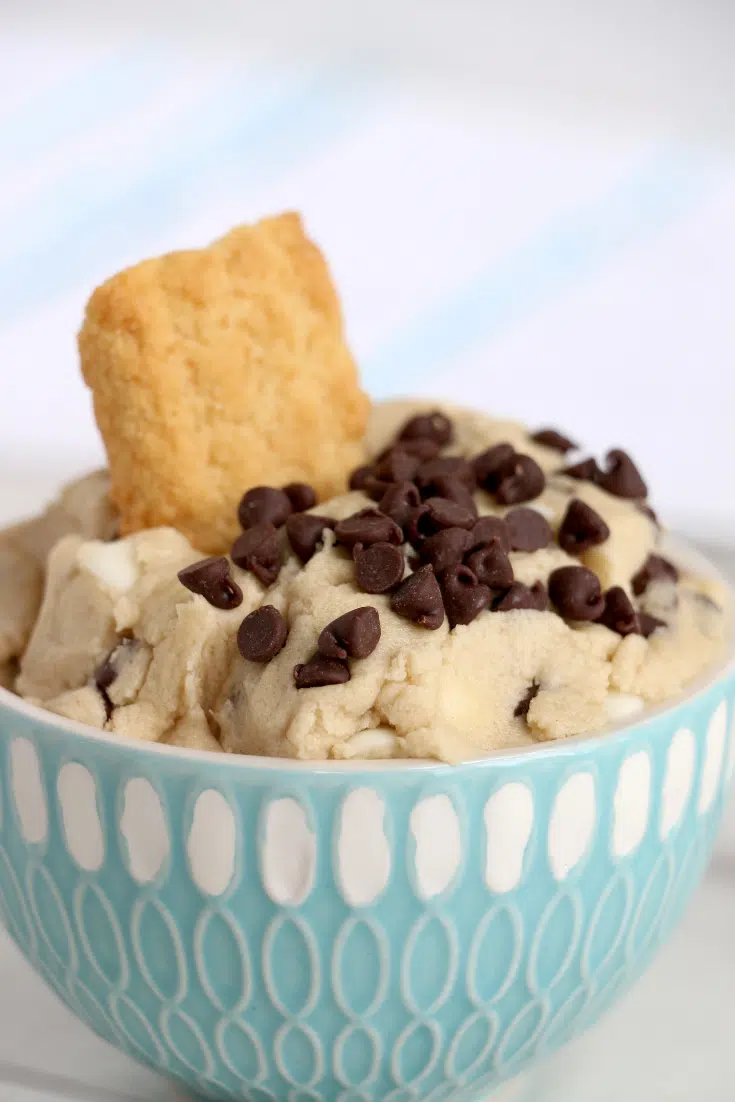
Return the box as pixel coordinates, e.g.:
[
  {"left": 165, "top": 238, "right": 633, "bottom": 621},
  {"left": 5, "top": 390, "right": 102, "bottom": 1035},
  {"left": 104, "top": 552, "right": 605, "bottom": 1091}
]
[{"left": 2, "top": 536, "right": 733, "bottom": 774}]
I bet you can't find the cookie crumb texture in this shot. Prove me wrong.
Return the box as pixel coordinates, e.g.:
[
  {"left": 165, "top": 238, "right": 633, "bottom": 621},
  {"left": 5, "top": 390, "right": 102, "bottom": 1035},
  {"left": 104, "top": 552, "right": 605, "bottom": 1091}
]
[{"left": 79, "top": 212, "right": 369, "bottom": 552}]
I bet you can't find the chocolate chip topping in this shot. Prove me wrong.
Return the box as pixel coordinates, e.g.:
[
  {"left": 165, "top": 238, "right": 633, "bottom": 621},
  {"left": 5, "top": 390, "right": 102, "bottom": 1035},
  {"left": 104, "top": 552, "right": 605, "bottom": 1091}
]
[
  {"left": 514, "top": 680, "right": 540, "bottom": 718},
  {"left": 349, "top": 465, "right": 375, "bottom": 491},
  {"left": 399, "top": 410, "right": 453, "bottom": 447},
  {"left": 238, "top": 486, "right": 292, "bottom": 530},
  {"left": 374, "top": 447, "right": 421, "bottom": 485},
  {"left": 557, "top": 499, "right": 611, "bottom": 555},
  {"left": 638, "top": 612, "right": 666, "bottom": 638},
  {"left": 423, "top": 497, "right": 476, "bottom": 533},
  {"left": 285, "top": 514, "right": 335, "bottom": 564},
  {"left": 505, "top": 508, "right": 552, "bottom": 552},
  {"left": 494, "top": 581, "right": 548, "bottom": 612},
  {"left": 378, "top": 481, "right": 421, "bottom": 528},
  {"left": 178, "top": 557, "right": 244, "bottom": 609},
  {"left": 441, "top": 565, "right": 492, "bottom": 627},
  {"left": 354, "top": 542, "right": 405, "bottom": 593},
  {"left": 631, "top": 554, "right": 679, "bottom": 596},
  {"left": 294, "top": 654, "right": 351, "bottom": 689},
  {"left": 466, "top": 544, "right": 514, "bottom": 588},
  {"left": 494, "top": 454, "right": 546, "bottom": 505},
  {"left": 396, "top": 435, "right": 442, "bottom": 461},
  {"left": 317, "top": 607, "right": 381, "bottom": 660},
  {"left": 419, "top": 528, "right": 471, "bottom": 574},
  {"left": 283, "top": 482, "right": 317, "bottom": 514},
  {"left": 531, "top": 428, "right": 577, "bottom": 454},
  {"left": 597, "top": 587, "right": 639, "bottom": 636},
  {"left": 473, "top": 443, "right": 516, "bottom": 491},
  {"left": 548, "top": 565, "right": 605, "bottom": 621},
  {"left": 334, "top": 508, "right": 403, "bottom": 550},
  {"left": 468, "top": 515, "right": 511, "bottom": 553},
  {"left": 563, "top": 457, "right": 601, "bottom": 483},
  {"left": 425, "top": 475, "right": 478, "bottom": 516},
  {"left": 416, "top": 455, "right": 476, "bottom": 493},
  {"left": 231, "top": 524, "right": 281, "bottom": 586},
  {"left": 237, "top": 606, "right": 288, "bottom": 662},
  {"left": 390, "top": 565, "right": 445, "bottom": 629},
  {"left": 598, "top": 450, "right": 648, "bottom": 500}
]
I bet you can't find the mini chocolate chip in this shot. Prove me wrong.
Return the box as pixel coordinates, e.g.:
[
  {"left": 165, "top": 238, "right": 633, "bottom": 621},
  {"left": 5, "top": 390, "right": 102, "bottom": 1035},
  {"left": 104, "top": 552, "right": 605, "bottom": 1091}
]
[
  {"left": 396, "top": 436, "right": 442, "bottom": 461},
  {"left": 390, "top": 565, "right": 445, "bottom": 629},
  {"left": 374, "top": 447, "right": 421, "bottom": 484},
  {"left": 505, "top": 508, "right": 552, "bottom": 552},
  {"left": 237, "top": 605, "right": 288, "bottom": 662},
  {"left": 378, "top": 481, "right": 421, "bottom": 528},
  {"left": 598, "top": 449, "right": 647, "bottom": 499},
  {"left": 285, "top": 513, "right": 336, "bottom": 564},
  {"left": 94, "top": 637, "right": 139, "bottom": 719},
  {"left": 349, "top": 465, "right": 375, "bottom": 491},
  {"left": 364, "top": 477, "right": 393, "bottom": 503},
  {"left": 294, "top": 655, "right": 350, "bottom": 689},
  {"left": 354, "top": 542, "right": 406, "bottom": 593},
  {"left": 495, "top": 454, "right": 545, "bottom": 505},
  {"left": 238, "top": 486, "right": 292, "bottom": 530},
  {"left": 473, "top": 443, "right": 516, "bottom": 491},
  {"left": 318, "top": 607, "right": 381, "bottom": 660},
  {"left": 597, "top": 587, "right": 639, "bottom": 636},
  {"left": 405, "top": 505, "right": 431, "bottom": 548},
  {"left": 638, "top": 612, "right": 666, "bottom": 638},
  {"left": 441, "top": 564, "right": 492, "bottom": 627},
  {"left": 494, "top": 581, "right": 548, "bottom": 612},
  {"left": 548, "top": 566, "right": 604, "bottom": 620},
  {"left": 514, "top": 681, "right": 540, "bottom": 718},
  {"left": 423, "top": 497, "right": 476, "bottom": 532},
  {"left": 631, "top": 554, "right": 679, "bottom": 596},
  {"left": 531, "top": 428, "right": 577, "bottom": 453},
  {"left": 416, "top": 456, "right": 476, "bottom": 493},
  {"left": 423, "top": 475, "right": 478, "bottom": 516},
  {"left": 283, "top": 482, "right": 316, "bottom": 513},
  {"left": 178, "top": 557, "right": 244, "bottom": 608},
  {"left": 468, "top": 515, "right": 511, "bottom": 553},
  {"left": 466, "top": 544, "right": 514, "bottom": 588},
  {"left": 419, "top": 528, "right": 471, "bottom": 574},
  {"left": 398, "top": 410, "right": 453, "bottom": 447},
  {"left": 335, "top": 508, "right": 403, "bottom": 550},
  {"left": 231, "top": 524, "right": 281, "bottom": 586},
  {"left": 557, "top": 499, "right": 611, "bottom": 555},
  {"left": 563, "top": 457, "right": 601, "bottom": 483}
]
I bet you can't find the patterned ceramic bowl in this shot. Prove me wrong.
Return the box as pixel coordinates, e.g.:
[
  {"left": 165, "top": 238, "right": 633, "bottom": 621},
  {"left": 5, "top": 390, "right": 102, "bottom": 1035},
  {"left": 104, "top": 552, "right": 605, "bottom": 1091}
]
[{"left": 0, "top": 645, "right": 733, "bottom": 1101}]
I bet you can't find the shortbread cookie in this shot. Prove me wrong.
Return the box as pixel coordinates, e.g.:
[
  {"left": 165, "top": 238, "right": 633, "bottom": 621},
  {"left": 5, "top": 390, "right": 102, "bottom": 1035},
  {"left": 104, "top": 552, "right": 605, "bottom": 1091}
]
[{"left": 79, "top": 213, "right": 369, "bottom": 552}]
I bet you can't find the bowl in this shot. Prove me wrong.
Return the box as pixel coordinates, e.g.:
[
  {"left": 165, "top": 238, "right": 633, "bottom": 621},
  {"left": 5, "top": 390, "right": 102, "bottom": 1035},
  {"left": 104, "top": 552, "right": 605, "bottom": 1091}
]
[{"left": 0, "top": 654, "right": 733, "bottom": 1101}]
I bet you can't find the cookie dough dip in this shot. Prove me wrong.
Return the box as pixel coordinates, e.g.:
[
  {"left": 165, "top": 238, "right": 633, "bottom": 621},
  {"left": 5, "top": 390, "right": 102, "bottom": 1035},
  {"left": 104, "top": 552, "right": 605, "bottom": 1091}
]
[{"left": 3, "top": 214, "right": 731, "bottom": 762}]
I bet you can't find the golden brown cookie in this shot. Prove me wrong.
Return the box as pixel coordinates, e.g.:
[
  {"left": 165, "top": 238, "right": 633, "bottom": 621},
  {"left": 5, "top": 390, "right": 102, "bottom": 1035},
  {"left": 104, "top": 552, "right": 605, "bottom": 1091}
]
[{"left": 79, "top": 212, "right": 369, "bottom": 552}]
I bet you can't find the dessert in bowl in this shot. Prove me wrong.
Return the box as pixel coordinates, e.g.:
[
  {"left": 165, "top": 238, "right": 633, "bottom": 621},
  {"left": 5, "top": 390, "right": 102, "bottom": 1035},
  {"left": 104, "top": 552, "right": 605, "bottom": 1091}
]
[{"left": 0, "top": 213, "right": 732, "bottom": 1100}]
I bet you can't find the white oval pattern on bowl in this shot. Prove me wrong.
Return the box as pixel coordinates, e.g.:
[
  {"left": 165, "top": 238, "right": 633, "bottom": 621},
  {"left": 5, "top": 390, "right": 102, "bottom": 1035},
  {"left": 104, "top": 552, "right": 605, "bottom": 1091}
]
[
  {"left": 409, "top": 794, "right": 461, "bottom": 900},
  {"left": 337, "top": 789, "right": 391, "bottom": 907},
  {"left": 120, "top": 778, "right": 169, "bottom": 885},
  {"left": 10, "top": 738, "right": 47, "bottom": 845},
  {"left": 261, "top": 798, "right": 316, "bottom": 906},
  {"left": 698, "top": 701, "right": 727, "bottom": 814},
  {"left": 660, "top": 727, "right": 695, "bottom": 839},
  {"left": 187, "top": 790, "right": 237, "bottom": 897},
  {"left": 548, "top": 773, "right": 596, "bottom": 882},
  {"left": 57, "top": 763, "right": 105, "bottom": 872},
  {"left": 612, "top": 752, "right": 651, "bottom": 859},
  {"left": 483, "top": 783, "right": 534, "bottom": 894}
]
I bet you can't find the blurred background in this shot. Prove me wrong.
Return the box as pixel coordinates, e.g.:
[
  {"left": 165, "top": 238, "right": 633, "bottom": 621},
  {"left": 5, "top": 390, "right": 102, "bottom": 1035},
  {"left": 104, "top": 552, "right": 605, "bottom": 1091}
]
[{"left": 0, "top": 2, "right": 734, "bottom": 1099}]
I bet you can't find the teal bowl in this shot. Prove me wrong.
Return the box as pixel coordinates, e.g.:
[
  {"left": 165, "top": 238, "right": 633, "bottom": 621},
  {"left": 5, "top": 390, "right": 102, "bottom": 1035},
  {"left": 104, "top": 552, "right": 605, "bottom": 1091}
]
[{"left": 0, "top": 657, "right": 733, "bottom": 1101}]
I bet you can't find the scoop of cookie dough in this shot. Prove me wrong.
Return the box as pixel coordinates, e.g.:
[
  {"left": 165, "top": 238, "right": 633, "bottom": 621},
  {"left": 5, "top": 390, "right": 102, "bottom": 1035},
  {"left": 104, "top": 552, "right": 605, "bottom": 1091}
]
[
  {"left": 0, "top": 470, "right": 117, "bottom": 669},
  {"left": 80, "top": 212, "right": 370, "bottom": 552},
  {"left": 17, "top": 527, "right": 268, "bottom": 750}
]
